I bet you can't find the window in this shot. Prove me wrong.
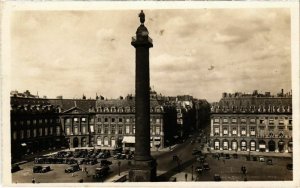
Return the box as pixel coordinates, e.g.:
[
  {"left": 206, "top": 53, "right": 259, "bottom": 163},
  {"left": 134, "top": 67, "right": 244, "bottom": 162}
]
[
  {"left": 104, "top": 125, "right": 109, "bottom": 134},
  {"left": 33, "top": 120, "right": 37, "bottom": 125},
  {"left": 82, "top": 126, "right": 86, "bottom": 134},
  {"left": 112, "top": 118, "right": 115, "bottom": 123},
  {"left": 125, "top": 125, "right": 130, "bottom": 134},
  {"left": 250, "top": 118, "right": 256, "bottom": 124},
  {"left": 155, "top": 126, "right": 160, "bottom": 135},
  {"left": 231, "top": 118, "right": 237, "bottom": 123},
  {"left": 250, "top": 127, "right": 255, "bottom": 136},
  {"left": 39, "top": 119, "right": 43, "bottom": 124},
  {"left": 39, "top": 128, "right": 43, "bottom": 136},
  {"left": 232, "top": 127, "right": 237, "bottom": 135},
  {"left": 260, "top": 119, "right": 264, "bottom": 124},
  {"left": 90, "top": 118, "right": 94, "bottom": 123},
  {"left": 133, "top": 125, "right": 135, "bottom": 134},
  {"left": 126, "top": 118, "right": 130, "bottom": 123},
  {"left": 56, "top": 126, "right": 60, "bottom": 135},
  {"left": 119, "top": 118, "right": 123, "bottom": 123},
  {"left": 214, "top": 118, "right": 220, "bottom": 123},
  {"left": 278, "top": 126, "right": 284, "bottom": 130},
  {"left": 66, "top": 118, "right": 71, "bottom": 123},
  {"left": 279, "top": 119, "right": 284, "bottom": 125},
  {"left": 111, "top": 125, "right": 116, "bottom": 134},
  {"left": 27, "top": 129, "right": 30, "bottom": 138},
  {"left": 50, "top": 127, "right": 53, "bottom": 135},
  {"left": 13, "top": 131, "right": 17, "bottom": 140},
  {"left": 45, "top": 119, "right": 48, "bottom": 124},
  {"left": 74, "top": 118, "right": 79, "bottom": 123},
  {"left": 156, "top": 119, "right": 160, "bottom": 123},
  {"left": 98, "top": 125, "right": 102, "bottom": 133},
  {"left": 223, "top": 128, "right": 228, "bottom": 135},
  {"left": 50, "top": 119, "right": 53, "bottom": 123},
  {"left": 105, "top": 118, "right": 108, "bottom": 123},
  {"left": 241, "top": 127, "right": 246, "bottom": 136},
  {"left": 118, "top": 125, "right": 123, "bottom": 134},
  {"left": 90, "top": 125, "right": 94, "bottom": 133},
  {"left": 45, "top": 128, "right": 48, "bottom": 136},
  {"left": 81, "top": 118, "right": 86, "bottom": 122},
  {"left": 111, "top": 107, "right": 116, "bottom": 112},
  {"left": 74, "top": 126, "right": 78, "bottom": 134},
  {"left": 20, "top": 130, "right": 24, "bottom": 139},
  {"left": 33, "top": 129, "right": 37, "bottom": 137},
  {"left": 241, "top": 118, "right": 246, "bottom": 124},
  {"left": 289, "top": 120, "right": 292, "bottom": 125},
  {"left": 26, "top": 120, "right": 31, "bottom": 125},
  {"left": 288, "top": 127, "right": 292, "bottom": 131},
  {"left": 223, "top": 118, "right": 228, "bottom": 123},
  {"left": 269, "top": 119, "right": 274, "bottom": 125},
  {"left": 214, "top": 127, "right": 219, "bottom": 136},
  {"left": 56, "top": 118, "right": 60, "bottom": 123},
  {"left": 66, "top": 127, "right": 70, "bottom": 135},
  {"left": 97, "top": 118, "right": 101, "bottom": 122}
]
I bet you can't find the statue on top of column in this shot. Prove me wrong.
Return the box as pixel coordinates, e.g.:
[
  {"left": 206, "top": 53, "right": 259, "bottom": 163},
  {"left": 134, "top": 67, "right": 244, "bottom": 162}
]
[{"left": 139, "top": 10, "right": 145, "bottom": 24}]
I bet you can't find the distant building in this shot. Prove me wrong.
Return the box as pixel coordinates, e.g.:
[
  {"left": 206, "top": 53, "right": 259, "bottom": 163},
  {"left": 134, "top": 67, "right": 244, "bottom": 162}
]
[{"left": 210, "top": 90, "right": 292, "bottom": 153}]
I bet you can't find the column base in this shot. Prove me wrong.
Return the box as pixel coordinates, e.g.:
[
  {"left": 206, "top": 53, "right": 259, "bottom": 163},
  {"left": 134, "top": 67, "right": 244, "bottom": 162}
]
[{"left": 129, "top": 159, "right": 157, "bottom": 182}]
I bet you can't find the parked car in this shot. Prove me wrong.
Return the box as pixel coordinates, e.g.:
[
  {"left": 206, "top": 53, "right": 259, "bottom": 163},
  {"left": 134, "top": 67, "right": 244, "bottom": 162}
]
[
  {"left": 113, "top": 153, "right": 126, "bottom": 160},
  {"left": 286, "top": 163, "right": 293, "bottom": 170},
  {"left": 225, "top": 154, "right": 230, "bottom": 159},
  {"left": 259, "top": 156, "right": 265, "bottom": 162},
  {"left": 112, "top": 147, "right": 123, "bottom": 155},
  {"left": 233, "top": 154, "right": 238, "bottom": 159},
  {"left": 65, "top": 164, "right": 81, "bottom": 173},
  {"left": 101, "top": 160, "right": 112, "bottom": 166},
  {"left": 33, "top": 166, "right": 43, "bottom": 173},
  {"left": 41, "top": 166, "right": 51, "bottom": 173},
  {"left": 253, "top": 156, "right": 258, "bottom": 161},
  {"left": 192, "top": 149, "right": 202, "bottom": 156},
  {"left": 11, "top": 164, "right": 21, "bottom": 173},
  {"left": 266, "top": 159, "right": 273, "bottom": 165},
  {"left": 214, "top": 174, "right": 221, "bottom": 181},
  {"left": 93, "top": 166, "right": 110, "bottom": 179},
  {"left": 203, "top": 163, "right": 210, "bottom": 170}
]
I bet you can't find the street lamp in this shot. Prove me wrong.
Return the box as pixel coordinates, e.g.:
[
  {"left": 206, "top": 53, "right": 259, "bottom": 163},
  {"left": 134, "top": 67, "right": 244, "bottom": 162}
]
[
  {"left": 191, "top": 165, "right": 194, "bottom": 181},
  {"left": 118, "top": 161, "right": 121, "bottom": 176}
]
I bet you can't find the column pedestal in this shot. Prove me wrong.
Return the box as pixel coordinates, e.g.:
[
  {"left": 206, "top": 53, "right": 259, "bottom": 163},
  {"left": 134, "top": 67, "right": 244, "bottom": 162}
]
[{"left": 129, "top": 159, "right": 157, "bottom": 182}]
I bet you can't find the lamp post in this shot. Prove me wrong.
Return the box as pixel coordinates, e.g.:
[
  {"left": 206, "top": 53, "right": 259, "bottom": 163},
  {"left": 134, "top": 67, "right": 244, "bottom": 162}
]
[
  {"left": 118, "top": 161, "right": 121, "bottom": 176},
  {"left": 191, "top": 165, "right": 194, "bottom": 181}
]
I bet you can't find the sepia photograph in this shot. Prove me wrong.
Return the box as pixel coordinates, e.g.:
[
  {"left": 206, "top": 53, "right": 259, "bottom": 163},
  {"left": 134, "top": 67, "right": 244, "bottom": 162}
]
[{"left": 1, "top": 1, "right": 299, "bottom": 187}]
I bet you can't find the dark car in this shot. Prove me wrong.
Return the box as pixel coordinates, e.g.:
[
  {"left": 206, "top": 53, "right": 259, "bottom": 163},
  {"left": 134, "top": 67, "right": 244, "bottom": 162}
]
[
  {"left": 11, "top": 164, "right": 21, "bottom": 173},
  {"left": 214, "top": 174, "right": 221, "bottom": 181},
  {"left": 192, "top": 149, "right": 202, "bottom": 156},
  {"left": 65, "top": 164, "right": 81, "bottom": 173},
  {"left": 195, "top": 166, "right": 203, "bottom": 174},
  {"left": 225, "top": 154, "right": 230, "bottom": 159},
  {"left": 93, "top": 166, "right": 110, "bottom": 180},
  {"left": 259, "top": 156, "right": 265, "bottom": 162},
  {"left": 33, "top": 166, "right": 43, "bottom": 173},
  {"left": 41, "top": 166, "right": 51, "bottom": 173},
  {"left": 101, "top": 160, "right": 112, "bottom": 166},
  {"left": 233, "top": 154, "right": 238, "bottom": 159},
  {"left": 287, "top": 163, "right": 293, "bottom": 170},
  {"left": 113, "top": 153, "right": 126, "bottom": 160},
  {"left": 266, "top": 159, "right": 273, "bottom": 165},
  {"left": 253, "top": 156, "right": 258, "bottom": 161},
  {"left": 203, "top": 163, "right": 210, "bottom": 170},
  {"left": 112, "top": 147, "right": 123, "bottom": 155}
]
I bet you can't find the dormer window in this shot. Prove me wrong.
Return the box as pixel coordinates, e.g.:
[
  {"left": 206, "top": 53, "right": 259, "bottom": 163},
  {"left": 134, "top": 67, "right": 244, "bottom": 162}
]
[
  {"left": 118, "top": 108, "right": 124, "bottom": 113},
  {"left": 104, "top": 107, "right": 109, "bottom": 113},
  {"left": 111, "top": 107, "right": 116, "bottom": 112},
  {"left": 125, "top": 107, "right": 131, "bottom": 113}
]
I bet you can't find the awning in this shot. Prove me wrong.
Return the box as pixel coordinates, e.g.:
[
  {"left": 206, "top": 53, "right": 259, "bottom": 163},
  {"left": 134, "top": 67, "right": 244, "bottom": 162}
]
[
  {"left": 154, "top": 137, "right": 161, "bottom": 141},
  {"left": 288, "top": 142, "right": 293, "bottom": 146},
  {"left": 259, "top": 144, "right": 266, "bottom": 149},
  {"left": 278, "top": 141, "right": 284, "bottom": 145},
  {"left": 21, "top": 143, "right": 27, "bottom": 146},
  {"left": 122, "top": 136, "right": 135, "bottom": 143}
]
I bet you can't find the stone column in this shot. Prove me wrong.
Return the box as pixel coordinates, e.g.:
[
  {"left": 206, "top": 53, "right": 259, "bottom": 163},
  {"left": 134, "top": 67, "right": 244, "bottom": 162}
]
[{"left": 129, "top": 10, "right": 156, "bottom": 182}]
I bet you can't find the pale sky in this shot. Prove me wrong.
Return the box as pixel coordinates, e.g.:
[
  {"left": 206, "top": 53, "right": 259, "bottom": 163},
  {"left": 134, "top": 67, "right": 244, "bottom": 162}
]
[{"left": 11, "top": 9, "right": 291, "bottom": 102}]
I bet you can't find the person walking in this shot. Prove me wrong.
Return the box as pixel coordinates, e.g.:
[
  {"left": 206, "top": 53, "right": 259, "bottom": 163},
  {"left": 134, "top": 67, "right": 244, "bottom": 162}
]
[
  {"left": 32, "top": 177, "right": 35, "bottom": 184},
  {"left": 185, "top": 173, "right": 188, "bottom": 181}
]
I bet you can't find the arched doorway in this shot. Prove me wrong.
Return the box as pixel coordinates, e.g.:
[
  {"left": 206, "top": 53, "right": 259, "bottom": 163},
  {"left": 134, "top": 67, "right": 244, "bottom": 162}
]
[
  {"left": 250, "top": 140, "right": 256, "bottom": 151},
  {"left": 214, "top": 139, "right": 220, "bottom": 150},
  {"left": 258, "top": 140, "right": 266, "bottom": 152},
  {"left": 231, "top": 140, "right": 238, "bottom": 151},
  {"left": 278, "top": 140, "right": 284, "bottom": 153},
  {"left": 268, "top": 140, "right": 275, "bottom": 152},
  {"left": 73, "top": 137, "right": 79, "bottom": 148},
  {"left": 81, "top": 137, "right": 86, "bottom": 147},
  {"left": 97, "top": 137, "right": 102, "bottom": 146},
  {"left": 241, "top": 140, "right": 247, "bottom": 151},
  {"left": 111, "top": 137, "right": 116, "bottom": 147}
]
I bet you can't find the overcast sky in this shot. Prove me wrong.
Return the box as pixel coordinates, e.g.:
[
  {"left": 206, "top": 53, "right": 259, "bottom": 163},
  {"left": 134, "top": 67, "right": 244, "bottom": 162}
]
[{"left": 11, "top": 9, "right": 291, "bottom": 102}]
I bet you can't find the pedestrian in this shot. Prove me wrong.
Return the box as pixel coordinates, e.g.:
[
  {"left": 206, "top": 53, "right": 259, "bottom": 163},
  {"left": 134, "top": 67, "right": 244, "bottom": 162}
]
[
  {"left": 72, "top": 172, "right": 74, "bottom": 177},
  {"left": 32, "top": 178, "right": 35, "bottom": 184},
  {"left": 185, "top": 173, "right": 188, "bottom": 181}
]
